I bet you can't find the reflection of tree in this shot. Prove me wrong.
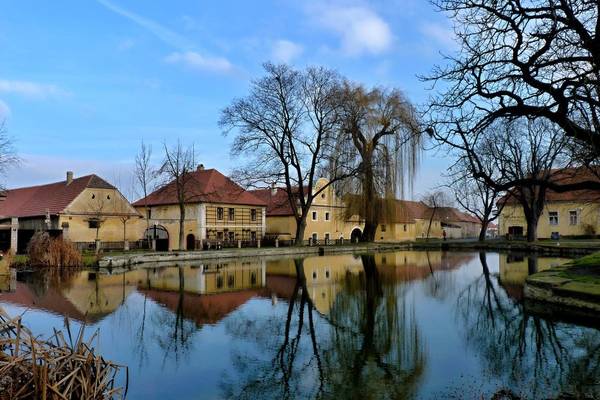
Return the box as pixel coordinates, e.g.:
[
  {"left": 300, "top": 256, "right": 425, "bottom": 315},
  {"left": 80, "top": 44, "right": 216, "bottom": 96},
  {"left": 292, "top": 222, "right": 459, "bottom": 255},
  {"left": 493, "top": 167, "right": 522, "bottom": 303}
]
[
  {"left": 222, "top": 255, "right": 424, "bottom": 399},
  {"left": 456, "top": 252, "right": 600, "bottom": 399},
  {"left": 149, "top": 267, "right": 197, "bottom": 367}
]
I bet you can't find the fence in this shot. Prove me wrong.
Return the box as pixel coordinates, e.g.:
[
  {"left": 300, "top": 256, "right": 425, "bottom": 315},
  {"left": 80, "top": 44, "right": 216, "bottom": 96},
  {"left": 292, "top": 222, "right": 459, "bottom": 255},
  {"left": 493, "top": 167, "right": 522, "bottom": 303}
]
[{"left": 73, "top": 240, "right": 151, "bottom": 253}]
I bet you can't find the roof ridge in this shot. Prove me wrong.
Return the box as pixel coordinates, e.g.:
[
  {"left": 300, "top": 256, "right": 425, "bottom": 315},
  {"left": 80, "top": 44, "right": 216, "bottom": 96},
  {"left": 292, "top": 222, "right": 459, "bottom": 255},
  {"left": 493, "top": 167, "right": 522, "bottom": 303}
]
[{"left": 6, "top": 174, "right": 96, "bottom": 191}]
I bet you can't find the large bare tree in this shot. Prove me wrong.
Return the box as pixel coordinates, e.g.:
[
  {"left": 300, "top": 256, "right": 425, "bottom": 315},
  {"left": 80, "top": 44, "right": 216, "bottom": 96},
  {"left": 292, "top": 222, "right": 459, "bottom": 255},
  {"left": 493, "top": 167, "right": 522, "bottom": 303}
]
[
  {"left": 337, "top": 84, "right": 422, "bottom": 242},
  {"left": 134, "top": 141, "right": 155, "bottom": 243},
  {"left": 425, "top": 0, "right": 600, "bottom": 192},
  {"left": 220, "top": 63, "right": 357, "bottom": 245},
  {"left": 157, "top": 140, "right": 196, "bottom": 251}
]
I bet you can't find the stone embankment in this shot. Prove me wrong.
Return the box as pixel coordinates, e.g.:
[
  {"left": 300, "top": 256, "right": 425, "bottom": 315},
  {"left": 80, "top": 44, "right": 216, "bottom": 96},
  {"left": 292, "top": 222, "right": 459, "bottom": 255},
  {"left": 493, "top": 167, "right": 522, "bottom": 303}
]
[{"left": 99, "top": 242, "right": 412, "bottom": 268}]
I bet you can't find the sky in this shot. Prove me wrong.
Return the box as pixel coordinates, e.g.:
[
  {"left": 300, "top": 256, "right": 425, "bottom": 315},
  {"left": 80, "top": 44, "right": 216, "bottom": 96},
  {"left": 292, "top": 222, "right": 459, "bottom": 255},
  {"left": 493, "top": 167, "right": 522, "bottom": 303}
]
[{"left": 0, "top": 0, "right": 456, "bottom": 200}]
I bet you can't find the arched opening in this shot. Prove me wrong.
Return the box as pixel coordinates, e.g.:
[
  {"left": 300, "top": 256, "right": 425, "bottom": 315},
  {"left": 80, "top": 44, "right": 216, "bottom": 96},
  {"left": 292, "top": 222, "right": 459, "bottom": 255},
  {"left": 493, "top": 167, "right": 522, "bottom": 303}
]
[
  {"left": 144, "top": 225, "right": 169, "bottom": 251},
  {"left": 186, "top": 234, "right": 196, "bottom": 250},
  {"left": 350, "top": 228, "right": 362, "bottom": 243}
]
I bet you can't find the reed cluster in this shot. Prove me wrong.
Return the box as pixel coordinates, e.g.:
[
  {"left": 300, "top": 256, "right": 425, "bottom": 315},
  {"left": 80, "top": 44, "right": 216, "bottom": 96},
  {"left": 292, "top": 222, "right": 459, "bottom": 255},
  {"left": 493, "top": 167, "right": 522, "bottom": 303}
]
[{"left": 27, "top": 232, "right": 83, "bottom": 268}]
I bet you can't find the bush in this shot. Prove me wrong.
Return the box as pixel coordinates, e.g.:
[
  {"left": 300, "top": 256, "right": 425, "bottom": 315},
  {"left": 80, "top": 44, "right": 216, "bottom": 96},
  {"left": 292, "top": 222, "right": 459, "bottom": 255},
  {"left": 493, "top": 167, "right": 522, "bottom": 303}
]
[{"left": 27, "top": 232, "right": 82, "bottom": 267}]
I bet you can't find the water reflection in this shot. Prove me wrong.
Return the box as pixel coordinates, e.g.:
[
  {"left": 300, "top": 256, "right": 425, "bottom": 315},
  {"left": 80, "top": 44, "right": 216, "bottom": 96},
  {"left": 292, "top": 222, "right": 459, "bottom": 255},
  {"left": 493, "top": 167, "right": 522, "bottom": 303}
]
[{"left": 0, "top": 251, "right": 598, "bottom": 399}]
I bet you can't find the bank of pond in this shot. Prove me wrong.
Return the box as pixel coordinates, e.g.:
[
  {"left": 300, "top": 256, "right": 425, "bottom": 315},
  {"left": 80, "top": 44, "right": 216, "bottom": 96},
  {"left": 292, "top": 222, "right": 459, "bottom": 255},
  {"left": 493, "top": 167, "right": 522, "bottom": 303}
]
[{"left": 0, "top": 250, "right": 598, "bottom": 399}]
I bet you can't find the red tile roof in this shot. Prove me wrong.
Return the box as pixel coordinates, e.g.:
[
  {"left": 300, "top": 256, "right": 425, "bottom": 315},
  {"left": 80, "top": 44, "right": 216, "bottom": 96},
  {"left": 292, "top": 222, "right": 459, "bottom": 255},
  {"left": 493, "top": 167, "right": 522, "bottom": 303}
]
[
  {"left": 499, "top": 168, "right": 600, "bottom": 205},
  {"left": 250, "top": 187, "right": 296, "bottom": 216},
  {"left": 0, "top": 174, "right": 115, "bottom": 218},
  {"left": 386, "top": 200, "right": 432, "bottom": 223},
  {"left": 133, "top": 168, "right": 267, "bottom": 207}
]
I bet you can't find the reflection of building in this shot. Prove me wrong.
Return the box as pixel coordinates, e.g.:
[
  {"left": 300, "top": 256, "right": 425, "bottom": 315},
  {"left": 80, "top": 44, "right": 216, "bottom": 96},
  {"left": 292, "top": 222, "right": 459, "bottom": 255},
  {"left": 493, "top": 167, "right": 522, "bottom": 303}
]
[
  {"left": 133, "top": 166, "right": 267, "bottom": 250},
  {"left": 0, "top": 261, "right": 267, "bottom": 324},
  {"left": 498, "top": 254, "right": 568, "bottom": 300},
  {"left": 0, "top": 172, "right": 141, "bottom": 253}
]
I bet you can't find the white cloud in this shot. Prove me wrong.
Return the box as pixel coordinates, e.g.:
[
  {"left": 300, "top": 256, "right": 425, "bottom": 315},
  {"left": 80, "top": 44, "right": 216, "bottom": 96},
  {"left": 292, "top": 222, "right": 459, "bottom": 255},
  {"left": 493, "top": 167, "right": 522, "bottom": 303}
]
[
  {"left": 165, "top": 51, "right": 234, "bottom": 74},
  {"left": 0, "top": 80, "right": 67, "bottom": 99},
  {"left": 420, "top": 22, "right": 458, "bottom": 51},
  {"left": 271, "top": 40, "right": 304, "bottom": 63},
  {"left": 309, "top": 5, "right": 392, "bottom": 56},
  {"left": 0, "top": 100, "right": 10, "bottom": 120}
]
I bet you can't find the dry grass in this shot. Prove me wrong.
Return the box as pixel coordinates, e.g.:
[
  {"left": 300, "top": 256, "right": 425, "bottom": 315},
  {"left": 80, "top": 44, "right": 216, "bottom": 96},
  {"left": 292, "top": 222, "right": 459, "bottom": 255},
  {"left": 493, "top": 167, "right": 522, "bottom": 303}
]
[
  {"left": 0, "top": 308, "right": 127, "bottom": 399},
  {"left": 27, "top": 233, "right": 83, "bottom": 268}
]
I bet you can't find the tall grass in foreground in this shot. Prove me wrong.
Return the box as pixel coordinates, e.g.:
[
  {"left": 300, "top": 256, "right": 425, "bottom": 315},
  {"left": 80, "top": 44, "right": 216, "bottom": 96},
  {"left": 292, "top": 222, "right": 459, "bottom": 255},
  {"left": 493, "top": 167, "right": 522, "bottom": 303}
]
[{"left": 27, "top": 232, "right": 82, "bottom": 268}]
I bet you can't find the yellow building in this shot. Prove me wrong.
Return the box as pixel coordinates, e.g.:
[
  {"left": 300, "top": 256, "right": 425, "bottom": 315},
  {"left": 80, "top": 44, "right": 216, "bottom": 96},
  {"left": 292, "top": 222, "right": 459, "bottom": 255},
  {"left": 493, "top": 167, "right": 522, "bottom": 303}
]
[
  {"left": 251, "top": 178, "right": 363, "bottom": 243},
  {"left": 498, "top": 168, "right": 600, "bottom": 238},
  {"left": 133, "top": 165, "right": 267, "bottom": 250},
  {"left": 0, "top": 172, "right": 142, "bottom": 253},
  {"left": 374, "top": 199, "right": 444, "bottom": 241}
]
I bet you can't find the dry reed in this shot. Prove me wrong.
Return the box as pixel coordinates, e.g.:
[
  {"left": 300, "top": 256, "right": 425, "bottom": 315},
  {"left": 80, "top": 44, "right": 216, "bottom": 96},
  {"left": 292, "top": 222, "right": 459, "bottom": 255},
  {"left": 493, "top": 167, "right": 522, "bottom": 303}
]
[
  {"left": 27, "top": 232, "right": 83, "bottom": 268},
  {"left": 0, "top": 308, "right": 128, "bottom": 399}
]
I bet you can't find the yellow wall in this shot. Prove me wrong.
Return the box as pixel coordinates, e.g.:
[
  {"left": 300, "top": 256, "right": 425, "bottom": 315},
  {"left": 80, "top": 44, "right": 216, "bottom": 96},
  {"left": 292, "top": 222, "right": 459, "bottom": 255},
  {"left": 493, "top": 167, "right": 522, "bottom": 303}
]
[
  {"left": 499, "top": 201, "right": 600, "bottom": 238},
  {"left": 60, "top": 187, "right": 143, "bottom": 243}
]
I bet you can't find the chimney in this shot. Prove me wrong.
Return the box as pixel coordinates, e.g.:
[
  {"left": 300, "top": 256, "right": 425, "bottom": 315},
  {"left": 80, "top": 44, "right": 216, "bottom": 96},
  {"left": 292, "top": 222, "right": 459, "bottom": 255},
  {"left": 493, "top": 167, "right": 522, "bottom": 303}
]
[
  {"left": 197, "top": 164, "right": 205, "bottom": 171},
  {"left": 66, "top": 171, "right": 74, "bottom": 185},
  {"left": 271, "top": 182, "right": 277, "bottom": 196}
]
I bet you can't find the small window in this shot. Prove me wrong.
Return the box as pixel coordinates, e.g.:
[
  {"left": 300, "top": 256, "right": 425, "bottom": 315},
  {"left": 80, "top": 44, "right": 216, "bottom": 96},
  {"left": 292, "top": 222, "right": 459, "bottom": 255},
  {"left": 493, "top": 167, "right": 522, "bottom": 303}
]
[
  {"left": 251, "top": 231, "right": 257, "bottom": 241},
  {"left": 403, "top": 224, "right": 407, "bottom": 232},
  {"left": 147, "top": 209, "right": 152, "bottom": 219},
  {"left": 228, "top": 208, "right": 235, "bottom": 221},
  {"left": 217, "top": 207, "right": 224, "bottom": 220},
  {"left": 381, "top": 224, "right": 386, "bottom": 232},
  {"left": 312, "top": 211, "right": 318, "bottom": 221},
  {"left": 325, "top": 212, "right": 330, "bottom": 221},
  {"left": 312, "top": 233, "right": 318, "bottom": 241},
  {"left": 312, "top": 271, "right": 317, "bottom": 280},
  {"left": 217, "top": 231, "right": 223, "bottom": 240},
  {"left": 228, "top": 231, "right": 235, "bottom": 242},
  {"left": 569, "top": 210, "right": 578, "bottom": 225},
  {"left": 228, "top": 274, "right": 235, "bottom": 288},
  {"left": 251, "top": 209, "right": 257, "bottom": 221},
  {"left": 88, "top": 220, "right": 99, "bottom": 229},
  {"left": 325, "top": 270, "right": 330, "bottom": 279},
  {"left": 216, "top": 275, "right": 224, "bottom": 289},
  {"left": 548, "top": 211, "right": 559, "bottom": 226},
  {"left": 325, "top": 233, "right": 330, "bottom": 241},
  {"left": 250, "top": 272, "right": 257, "bottom": 285},
  {"left": 106, "top": 195, "right": 110, "bottom": 200},
  {"left": 91, "top": 194, "right": 96, "bottom": 199}
]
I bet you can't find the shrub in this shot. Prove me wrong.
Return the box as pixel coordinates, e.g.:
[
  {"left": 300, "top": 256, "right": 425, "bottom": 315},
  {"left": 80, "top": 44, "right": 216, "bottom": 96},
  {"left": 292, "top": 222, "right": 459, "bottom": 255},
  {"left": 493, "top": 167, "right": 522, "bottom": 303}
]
[
  {"left": 582, "top": 223, "right": 596, "bottom": 236},
  {"left": 27, "top": 232, "right": 82, "bottom": 267}
]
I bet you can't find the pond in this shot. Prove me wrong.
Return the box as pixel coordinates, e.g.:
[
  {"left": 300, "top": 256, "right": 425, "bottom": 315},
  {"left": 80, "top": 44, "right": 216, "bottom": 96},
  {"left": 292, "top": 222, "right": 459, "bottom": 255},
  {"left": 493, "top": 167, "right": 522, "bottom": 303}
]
[{"left": 0, "top": 250, "right": 598, "bottom": 399}]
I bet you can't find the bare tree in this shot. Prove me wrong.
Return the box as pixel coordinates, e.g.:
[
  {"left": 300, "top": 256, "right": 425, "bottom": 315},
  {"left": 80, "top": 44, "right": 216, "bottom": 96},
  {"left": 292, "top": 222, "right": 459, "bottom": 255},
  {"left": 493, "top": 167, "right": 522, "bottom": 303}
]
[
  {"left": 135, "top": 141, "right": 155, "bottom": 242},
  {"left": 424, "top": 0, "right": 600, "bottom": 192},
  {"left": 446, "top": 158, "right": 505, "bottom": 241},
  {"left": 0, "top": 121, "right": 19, "bottom": 191},
  {"left": 336, "top": 84, "right": 422, "bottom": 242},
  {"left": 220, "top": 63, "right": 357, "bottom": 245},
  {"left": 157, "top": 140, "right": 196, "bottom": 250},
  {"left": 421, "top": 190, "right": 453, "bottom": 240}
]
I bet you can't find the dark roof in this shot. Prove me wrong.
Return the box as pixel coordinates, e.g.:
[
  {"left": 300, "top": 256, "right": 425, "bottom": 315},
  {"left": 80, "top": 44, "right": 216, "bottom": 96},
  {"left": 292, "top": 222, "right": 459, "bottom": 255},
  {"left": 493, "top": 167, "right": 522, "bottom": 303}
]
[
  {"left": 0, "top": 174, "right": 115, "bottom": 218},
  {"left": 499, "top": 167, "right": 600, "bottom": 205},
  {"left": 133, "top": 168, "right": 267, "bottom": 207},
  {"left": 250, "top": 187, "right": 296, "bottom": 216}
]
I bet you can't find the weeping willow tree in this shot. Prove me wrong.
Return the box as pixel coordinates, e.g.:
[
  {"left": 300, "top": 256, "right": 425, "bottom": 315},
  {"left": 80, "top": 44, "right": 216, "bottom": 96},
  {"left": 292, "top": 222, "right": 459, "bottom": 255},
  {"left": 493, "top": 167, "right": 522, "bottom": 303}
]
[{"left": 336, "top": 83, "right": 422, "bottom": 241}]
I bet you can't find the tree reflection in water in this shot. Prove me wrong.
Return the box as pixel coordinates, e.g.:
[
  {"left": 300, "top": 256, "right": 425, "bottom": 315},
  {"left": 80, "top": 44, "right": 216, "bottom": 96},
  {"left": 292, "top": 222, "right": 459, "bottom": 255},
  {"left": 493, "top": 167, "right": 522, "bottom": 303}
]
[
  {"left": 456, "top": 252, "right": 600, "bottom": 399},
  {"left": 222, "top": 255, "right": 424, "bottom": 399}
]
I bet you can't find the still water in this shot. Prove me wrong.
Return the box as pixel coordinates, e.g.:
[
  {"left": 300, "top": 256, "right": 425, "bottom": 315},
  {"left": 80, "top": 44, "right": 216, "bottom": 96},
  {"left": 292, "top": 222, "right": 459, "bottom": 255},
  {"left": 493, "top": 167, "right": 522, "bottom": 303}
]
[{"left": 0, "top": 251, "right": 598, "bottom": 399}]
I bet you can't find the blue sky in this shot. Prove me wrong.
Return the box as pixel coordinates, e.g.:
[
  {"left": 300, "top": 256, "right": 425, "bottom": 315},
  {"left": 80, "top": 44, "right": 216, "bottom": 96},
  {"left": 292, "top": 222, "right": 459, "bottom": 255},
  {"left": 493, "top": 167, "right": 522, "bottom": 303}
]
[{"left": 0, "top": 0, "right": 455, "bottom": 199}]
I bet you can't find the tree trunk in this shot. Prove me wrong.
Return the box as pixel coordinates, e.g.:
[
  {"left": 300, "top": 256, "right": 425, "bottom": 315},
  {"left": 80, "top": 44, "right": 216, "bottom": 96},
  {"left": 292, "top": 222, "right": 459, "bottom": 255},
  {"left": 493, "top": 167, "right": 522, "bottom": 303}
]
[
  {"left": 426, "top": 207, "right": 436, "bottom": 240},
  {"left": 178, "top": 203, "right": 186, "bottom": 250},
  {"left": 361, "top": 154, "right": 377, "bottom": 242},
  {"left": 294, "top": 215, "right": 307, "bottom": 246},
  {"left": 478, "top": 219, "right": 489, "bottom": 242},
  {"left": 525, "top": 213, "right": 538, "bottom": 242}
]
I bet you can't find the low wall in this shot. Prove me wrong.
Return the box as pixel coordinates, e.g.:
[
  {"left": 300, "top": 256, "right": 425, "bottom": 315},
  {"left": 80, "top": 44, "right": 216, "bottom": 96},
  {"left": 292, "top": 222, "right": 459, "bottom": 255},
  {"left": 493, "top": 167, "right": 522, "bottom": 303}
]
[{"left": 98, "top": 243, "right": 412, "bottom": 268}]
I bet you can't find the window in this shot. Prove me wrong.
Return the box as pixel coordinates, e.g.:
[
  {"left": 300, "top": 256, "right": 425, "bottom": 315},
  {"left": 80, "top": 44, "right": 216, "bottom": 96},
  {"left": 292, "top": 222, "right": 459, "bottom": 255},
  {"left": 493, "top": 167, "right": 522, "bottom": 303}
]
[
  {"left": 381, "top": 224, "right": 386, "bottom": 232},
  {"left": 312, "top": 233, "right": 318, "bottom": 241},
  {"left": 403, "top": 224, "right": 407, "bottom": 232},
  {"left": 217, "top": 231, "right": 223, "bottom": 240},
  {"left": 325, "top": 212, "right": 330, "bottom": 221},
  {"left": 325, "top": 233, "right": 330, "bottom": 241},
  {"left": 251, "top": 209, "right": 257, "bottom": 221},
  {"left": 251, "top": 272, "right": 257, "bottom": 285},
  {"left": 325, "top": 270, "right": 330, "bottom": 279},
  {"left": 251, "top": 231, "right": 257, "bottom": 241},
  {"left": 228, "top": 208, "right": 235, "bottom": 221},
  {"left": 228, "top": 231, "right": 235, "bottom": 242},
  {"left": 569, "top": 210, "right": 578, "bottom": 225},
  {"left": 217, "top": 207, "right": 224, "bottom": 220},
  {"left": 147, "top": 209, "right": 152, "bottom": 219},
  {"left": 228, "top": 274, "right": 235, "bottom": 288},
  {"left": 88, "top": 220, "right": 99, "bottom": 229},
  {"left": 216, "top": 275, "right": 223, "bottom": 289},
  {"left": 548, "top": 211, "right": 559, "bottom": 226},
  {"left": 312, "top": 211, "right": 318, "bottom": 221},
  {"left": 312, "top": 271, "right": 317, "bottom": 280}
]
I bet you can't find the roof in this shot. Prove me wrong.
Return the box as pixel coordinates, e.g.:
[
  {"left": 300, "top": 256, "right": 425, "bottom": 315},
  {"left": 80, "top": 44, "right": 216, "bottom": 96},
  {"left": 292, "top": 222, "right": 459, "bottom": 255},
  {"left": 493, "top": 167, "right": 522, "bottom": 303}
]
[
  {"left": 133, "top": 168, "right": 267, "bottom": 207},
  {"left": 0, "top": 174, "right": 115, "bottom": 218},
  {"left": 499, "top": 167, "right": 600, "bottom": 205},
  {"left": 435, "top": 207, "right": 480, "bottom": 224},
  {"left": 385, "top": 200, "right": 432, "bottom": 223},
  {"left": 250, "top": 187, "right": 296, "bottom": 216}
]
